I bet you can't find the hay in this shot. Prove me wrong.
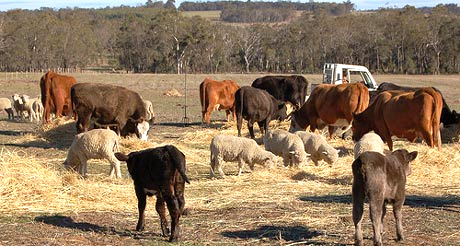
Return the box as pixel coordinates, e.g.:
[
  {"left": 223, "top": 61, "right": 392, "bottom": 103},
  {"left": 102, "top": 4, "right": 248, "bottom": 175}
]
[{"left": 163, "top": 88, "right": 183, "bottom": 97}]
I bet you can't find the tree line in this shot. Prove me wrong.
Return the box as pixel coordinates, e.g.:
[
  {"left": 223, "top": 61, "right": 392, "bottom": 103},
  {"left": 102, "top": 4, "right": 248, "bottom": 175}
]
[{"left": 0, "top": 3, "right": 459, "bottom": 74}]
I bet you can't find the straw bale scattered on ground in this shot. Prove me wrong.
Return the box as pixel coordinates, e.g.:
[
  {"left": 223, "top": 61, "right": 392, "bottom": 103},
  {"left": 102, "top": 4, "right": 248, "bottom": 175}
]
[{"left": 163, "top": 88, "right": 183, "bottom": 97}]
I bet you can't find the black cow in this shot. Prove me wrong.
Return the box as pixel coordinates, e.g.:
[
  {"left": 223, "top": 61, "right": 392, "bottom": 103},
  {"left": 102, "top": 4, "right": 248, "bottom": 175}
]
[
  {"left": 235, "top": 86, "right": 289, "bottom": 139},
  {"left": 71, "top": 83, "right": 149, "bottom": 139},
  {"left": 375, "top": 82, "right": 459, "bottom": 126},
  {"left": 251, "top": 75, "right": 308, "bottom": 109},
  {"left": 115, "top": 145, "right": 190, "bottom": 242}
]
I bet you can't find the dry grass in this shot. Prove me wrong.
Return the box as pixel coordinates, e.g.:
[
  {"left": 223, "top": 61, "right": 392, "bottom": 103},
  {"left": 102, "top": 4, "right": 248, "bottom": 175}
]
[{"left": 0, "top": 73, "right": 459, "bottom": 244}]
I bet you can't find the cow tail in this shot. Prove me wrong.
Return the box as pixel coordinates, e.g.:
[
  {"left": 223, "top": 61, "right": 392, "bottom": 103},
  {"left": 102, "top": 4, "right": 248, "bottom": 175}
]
[
  {"left": 351, "top": 156, "right": 366, "bottom": 196},
  {"left": 167, "top": 145, "right": 190, "bottom": 184},
  {"left": 200, "top": 81, "right": 206, "bottom": 115},
  {"left": 426, "top": 88, "right": 443, "bottom": 147}
]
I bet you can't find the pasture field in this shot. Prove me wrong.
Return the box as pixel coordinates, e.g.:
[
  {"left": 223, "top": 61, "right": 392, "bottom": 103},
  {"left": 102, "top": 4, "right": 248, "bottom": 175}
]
[{"left": 0, "top": 73, "right": 459, "bottom": 245}]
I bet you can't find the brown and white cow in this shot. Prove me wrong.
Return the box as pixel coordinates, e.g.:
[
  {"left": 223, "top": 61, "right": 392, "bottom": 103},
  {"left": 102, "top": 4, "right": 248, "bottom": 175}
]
[
  {"left": 115, "top": 145, "right": 190, "bottom": 242},
  {"left": 199, "top": 78, "right": 240, "bottom": 124},
  {"left": 352, "top": 149, "right": 418, "bottom": 246},
  {"left": 352, "top": 87, "right": 443, "bottom": 151},
  {"left": 290, "top": 82, "right": 369, "bottom": 137},
  {"left": 40, "top": 71, "right": 76, "bottom": 123}
]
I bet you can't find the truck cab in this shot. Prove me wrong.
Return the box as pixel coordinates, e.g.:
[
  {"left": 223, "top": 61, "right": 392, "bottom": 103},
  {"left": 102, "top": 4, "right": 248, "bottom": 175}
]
[{"left": 322, "top": 63, "right": 378, "bottom": 90}]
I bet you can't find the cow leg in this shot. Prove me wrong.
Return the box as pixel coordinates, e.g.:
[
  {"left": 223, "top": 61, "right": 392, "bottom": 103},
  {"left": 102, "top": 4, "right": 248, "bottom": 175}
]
[
  {"left": 155, "top": 194, "right": 169, "bottom": 236},
  {"left": 393, "top": 200, "right": 405, "bottom": 241},
  {"left": 174, "top": 180, "right": 186, "bottom": 215},
  {"left": 352, "top": 182, "right": 365, "bottom": 246},
  {"left": 328, "top": 125, "right": 335, "bottom": 138},
  {"left": 135, "top": 188, "right": 147, "bottom": 231},
  {"left": 370, "top": 199, "right": 384, "bottom": 246},
  {"left": 54, "top": 92, "right": 65, "bottom": 118},
  {"left": 237, "top": 115, "right": 243, "bottom": 137},
  {"left": 248, "top": 121, "right": 255, "bottom": 139},
  {"left": 421, "top": 129, "right": 435, "bottom": 147},
  {"left": 225, "top": 109, "right": 231, "bottom": 122},
  {"left": 164, "top": 193, "right": 181, "bottom": 242},
  {"left": 204, "top": 103, "right": 215, "bottom": 124}
]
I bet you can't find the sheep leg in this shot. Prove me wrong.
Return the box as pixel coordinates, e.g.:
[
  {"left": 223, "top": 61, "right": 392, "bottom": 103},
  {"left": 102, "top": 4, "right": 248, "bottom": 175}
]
[
  {"left": 79, "top": 158, "right": 88, "bottom": 178},
  {"left": 108, "top": 156, "right": 121, "bottom": 178},
  {"left": 216, "top": 156, "right": 225, "bottom": 177},
  {"left": 237, "top": 158, "right": 245, "bottom": 176}
]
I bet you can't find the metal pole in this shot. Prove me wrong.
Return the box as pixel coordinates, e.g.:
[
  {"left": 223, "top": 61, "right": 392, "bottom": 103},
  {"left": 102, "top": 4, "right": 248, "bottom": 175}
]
[{"left": 182, "top": 65, "right": 189, "bottom": 125}]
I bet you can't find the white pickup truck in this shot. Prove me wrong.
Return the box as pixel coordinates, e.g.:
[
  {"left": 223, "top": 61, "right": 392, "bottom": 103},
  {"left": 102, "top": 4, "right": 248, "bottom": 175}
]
[{"left": 321, "top": 63, "right": 378, "bottom": 90}]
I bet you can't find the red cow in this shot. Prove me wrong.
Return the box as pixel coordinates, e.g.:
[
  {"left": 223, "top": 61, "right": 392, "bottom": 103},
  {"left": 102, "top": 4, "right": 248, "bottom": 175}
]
[
  {"left": 352, "top": 88, "right": 443, "bottom": 150},
  {"left": 199, "top": 78, "right": 240, "bottom": 124},
  {"left": 290, "top": 83, "right": 370, "bottom": 137},
  {"left": 40, "top": 71, "right": 76, "bottom": 123}
]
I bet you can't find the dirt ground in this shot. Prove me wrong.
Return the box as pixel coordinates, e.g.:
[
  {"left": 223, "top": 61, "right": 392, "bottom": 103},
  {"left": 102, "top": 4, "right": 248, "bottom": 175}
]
[{"left": 0, "top": 73, "right": 459, "bottom": 245}]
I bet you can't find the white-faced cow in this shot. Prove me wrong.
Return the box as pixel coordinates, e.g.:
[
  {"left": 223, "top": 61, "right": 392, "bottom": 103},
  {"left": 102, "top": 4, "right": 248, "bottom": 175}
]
[
  {"left": 71, "top": 83, "right": 149, "bottom": 140},
  {"left": 235, "top": 86, "right": 289, "bottom": 139},
  {"left": 251, "top": 75, "right": 308, "bottom": 110},
  {"left": 290, "top": 83, "right": 369, "bottom": 137}
]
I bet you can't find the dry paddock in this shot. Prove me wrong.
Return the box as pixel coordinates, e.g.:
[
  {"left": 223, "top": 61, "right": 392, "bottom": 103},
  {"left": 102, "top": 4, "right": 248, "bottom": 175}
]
[{"left": 0, "top": 73, "right": 459, "bottom": 245}]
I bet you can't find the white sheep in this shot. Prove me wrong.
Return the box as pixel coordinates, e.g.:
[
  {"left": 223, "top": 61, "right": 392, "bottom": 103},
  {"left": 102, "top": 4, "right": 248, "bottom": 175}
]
[
  {"left": 11, "top": 94, "right": 24, "bottom": 120},
  {"left": 210, "top": 134, "right": 277, "bottom": 177},
  {"left": 64, "top": 129, "right": 121, "bottom": 178},
  {"left": 20, "top": 95, "right": 37, "bottom": 122},
  {"left": 295, "top": 131, "right": 339, "bottom": 166},
  {"left": 353, "top": 132, "right": 385, "bottom": 159},
  {"left": 0, "top": 97, "right": 14, "bottom": 119},
  {"left": 264, "top": 129, "right": 308, "bottom": 167},
  {"left": 31, "top": 97, "right": 44, "bottom": 123},
  {"left": 143, "top": 99, "right": 155, "bottom": 123}
]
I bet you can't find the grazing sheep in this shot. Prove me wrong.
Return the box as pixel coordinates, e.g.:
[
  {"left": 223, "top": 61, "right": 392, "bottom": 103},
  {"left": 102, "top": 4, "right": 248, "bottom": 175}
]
[
  {"left": 64, "top": 129, "right": 121, "bottom": 178},
  {"left": 353, "top": 132, "right": 385, "bottom": 159},
  {"left": 294, "top": 131, "right": 338, "bottom": 166},
  {"left": 210, "top": 134, "right": 277, "bottom": 177},
  {"left": 0, "top": 97, "right": 14, "bottom": 119},
  {"left": 143, "top": 99, "right": 155, "bottom": 123},
  {"left": 264, "top": 129, "right": 308, "bottom": 167},
  {"left": 31, "top": 97, "right": 44, "bottom": 123},
  {"left": 11, "top": 94, "right": 24, "bottom": 120},
  {"left": 20, "top": 95, "right": 37, "bottom": 122}
]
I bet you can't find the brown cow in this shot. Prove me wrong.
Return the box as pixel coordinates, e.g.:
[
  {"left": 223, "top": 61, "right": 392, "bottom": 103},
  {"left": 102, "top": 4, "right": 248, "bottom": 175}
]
[
  {"left": 199, "top": 78, "right": 240, "bottom": 124},
  {"left": 289, "top": 83, "right": 369, "bottom": 137},
  {"left": 40, "top": 71, "right": 77, "bottom": 123},
  {"left": 352, "top": 149, "right": 418, "bottom": 246},
  {"left": 352, "top": 87, "right": 443, "bottom": 151}
]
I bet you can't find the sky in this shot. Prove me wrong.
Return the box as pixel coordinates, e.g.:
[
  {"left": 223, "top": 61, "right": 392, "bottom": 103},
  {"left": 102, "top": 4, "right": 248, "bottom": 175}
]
[{"left": 0, "top": 0, "right": 458, "bottom": 12}]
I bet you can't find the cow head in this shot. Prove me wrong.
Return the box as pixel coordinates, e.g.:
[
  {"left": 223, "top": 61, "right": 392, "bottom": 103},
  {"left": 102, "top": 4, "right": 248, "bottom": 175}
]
[
  {"left": 276, "top": 102, "right": 290, "bottom": 121},
  {"left": 136, "top": 121, "right": 150, "bottom": 141},
  {"left": 114, "top": 151, "right": 137, "bottom": 177},
  {"left": 351, "top": 112, "right": 372, "bottom": 142},
  {"left": 391, "top": 149, "right": 418, "bottom": 176}
]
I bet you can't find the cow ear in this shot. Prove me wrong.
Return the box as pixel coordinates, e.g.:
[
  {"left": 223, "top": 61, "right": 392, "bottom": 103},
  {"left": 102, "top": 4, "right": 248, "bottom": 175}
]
[
  {"left": 115, "top": 152, "right": 129, "bottom": 161},
  {"left": 406, "top": 151, "right": 418, "bottom": 162}
]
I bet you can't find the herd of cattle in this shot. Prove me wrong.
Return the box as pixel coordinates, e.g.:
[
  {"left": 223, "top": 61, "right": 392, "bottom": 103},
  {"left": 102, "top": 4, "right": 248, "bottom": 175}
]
[{"left": 1, "top": 72, "right": 459, "bottom": 244}]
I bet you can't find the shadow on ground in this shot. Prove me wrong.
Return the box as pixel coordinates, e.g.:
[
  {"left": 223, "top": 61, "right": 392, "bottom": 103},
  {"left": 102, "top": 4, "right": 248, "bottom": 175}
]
[
  {"left": 34, "top": 215, "right": 162, "bottom": 240},
  {"left": 221, "top": 225, "right": 323, "bottom": 242},
  {"left": 299, "top": 193, "right": 460, "bottom": 213}
]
